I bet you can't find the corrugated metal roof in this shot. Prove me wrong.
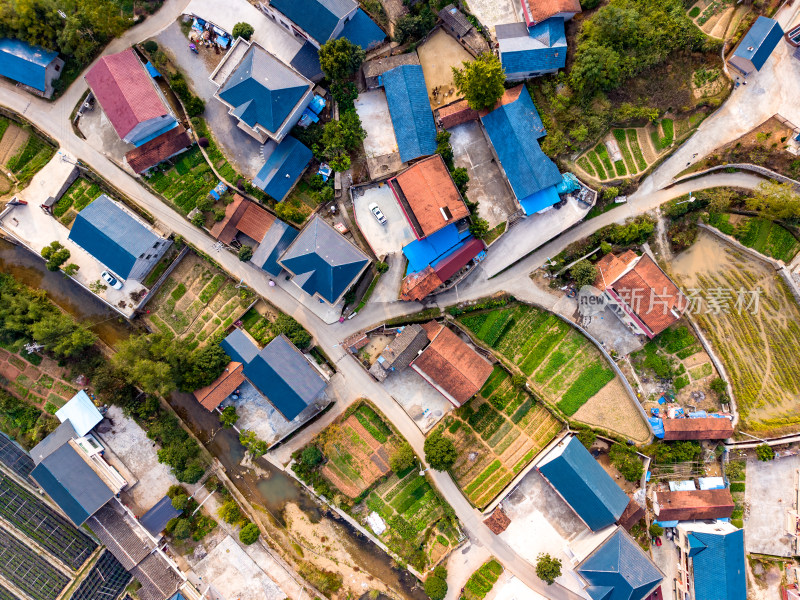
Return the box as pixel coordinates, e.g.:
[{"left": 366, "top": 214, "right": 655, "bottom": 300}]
[
  {"left": 219, "top": 43, "right": 311, "bottom": 134},
  {"left": 578, "top": 529, "right": 663, "bottom": 600},
  {"left": 732, "top": 16, "right": 783, "bottom": 72},
  {"left": 690, "top": 528, "right": 746, "bottom": 600},
  {"left": 382, "top": 65, "right": 437, "bottom": 163},
  {"left": 538, "top": 436, "right": 629, "bottom": 531},
  {"left": 253, "top": 136, "right": 313, "bottom": 201},
  {"left": 68, "top": 194, "right": 164, "bottom": 279},
  {"left": 480, "top": 85, "right": 561, "bottom": 201},
  {"left": 278, "top": 215, "right": 369, "bottom": 304},
  {"left": 270, "top": 0, "right": 354, "bottom": 44},
  {"left": 0, "top": 37, "right": 57, "bottom": 92},
  {"left": 139, "top": 496, "right": 181, "bottom": 536},
  {"left": 337, "top": 8, "right": 386, "bottom": 50},
  {"left": 220, "top": 330, "right": 326, "bottom": 420}
]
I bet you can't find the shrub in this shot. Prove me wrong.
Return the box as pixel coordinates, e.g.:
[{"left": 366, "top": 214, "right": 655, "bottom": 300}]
[
  {"left": 536, "top": 553, "right": 562, "bottom": 585},
  {"left": 239, "top": 522, "right": 260, "bottom": 545},
  {"left": 756, "top": 444, "right": 774, "bottom": 461}
]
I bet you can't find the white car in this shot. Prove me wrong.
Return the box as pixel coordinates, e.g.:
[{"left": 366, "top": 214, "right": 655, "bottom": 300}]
[
  {"left": 101, "top": 271, "right": 123, "bottom": 290},
  {"left": 368, "top": 202, "right": 387, "bottom": 225}
]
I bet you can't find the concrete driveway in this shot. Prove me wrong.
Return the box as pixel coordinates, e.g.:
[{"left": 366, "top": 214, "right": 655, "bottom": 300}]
[
  {"left": 744, "top": 453, "right": 800, "bottom": 557},
  {"left": 156, "top": 21, "right": 266, "bottom": 178},
  {"left": 352, "top": 183, "right": 415, "bottom": 257}
]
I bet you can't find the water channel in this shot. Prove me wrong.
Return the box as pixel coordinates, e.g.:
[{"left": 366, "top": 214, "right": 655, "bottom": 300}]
[{"left": 1, "top": 238, "right": 426, "bottom": 600}]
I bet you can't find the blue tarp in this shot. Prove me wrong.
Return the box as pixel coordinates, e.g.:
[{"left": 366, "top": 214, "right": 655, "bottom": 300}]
[
  {"left": 519, "top": 185, "right": 559, "bottom": 215},
  {"left": 649, "top": 417, "right": 664, "bottom": 438},
  {"left": 402, "top": 224, "right": 460, "bottom": 273}
]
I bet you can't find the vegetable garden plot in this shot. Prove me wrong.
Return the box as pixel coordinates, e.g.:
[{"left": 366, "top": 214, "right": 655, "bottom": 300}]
[
  {"left": 0, "top": 473, "right": 97, "bottom": 569},
  {"left": 0, "top": 435, "right": 34, "bottom": 479},
  {"left": 0, "top": 526, "right": 69, "bottom": 600},
  {"left": 69, "top": 551, "right": 131, "bottom": 600}
]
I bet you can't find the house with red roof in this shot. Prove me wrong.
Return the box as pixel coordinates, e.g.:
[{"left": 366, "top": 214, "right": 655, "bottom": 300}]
[{"left": 85, "top": 48, "right": 177, "bottom": 147}]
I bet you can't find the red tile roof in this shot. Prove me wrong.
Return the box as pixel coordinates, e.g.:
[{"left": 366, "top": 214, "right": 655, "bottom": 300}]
[
  {"left": 611, "top": 254, "right": 687, "bottom": 336},
  {"left": 478, "top": 85, "right": 524, "bottom": 117},
  {"left": 520, "top": 0, "right": 581, "bottom": 25},
  {"left": 654, "top": 489, "right": 734, "bottom": 522},
  {"left": 210, "top": 194, "right": 247, "bottom": 244},
  {"left": 237, "top": 202, "right": 275, "bottom": 242},
  {"left": 390, "top": 155, "right": 469, "bottom": 238},
  {"left": 662, "top": 417, "right": 734, "bottom": 440},
  {"left": 411, "top": 324, "right": 493, "bottom": 406},
  {"left": 85, "top": 48, "right": 169, "bottom": 140},
  {"left": 594, "top": 251, "right": 638, "bottom": 291},
  {"left": 193, "top": 361, "right": 245, "bottom": 411},
  {"left": 438, "top": 99, "right": 479, "bottom": 129},
  {"left": 125, "top": 126, "right": 192, "bottom": 173},
  {"left": 434, "top": 238, "right": 485, "bottom": 282},
  {"left": 400, "top": 266, "right": 443, "bottom": 301}
]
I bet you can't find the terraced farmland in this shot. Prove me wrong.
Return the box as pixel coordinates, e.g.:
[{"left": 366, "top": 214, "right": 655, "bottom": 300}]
[
  {"left": 435, "top": 365, "right": 562, "bottom": 508},
  {"left": 0, "top": 526, "right": 69, "bottom": 600}
]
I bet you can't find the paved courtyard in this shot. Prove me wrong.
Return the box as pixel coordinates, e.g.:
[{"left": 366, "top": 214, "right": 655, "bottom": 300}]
[
  {"left": 382, "top": 367, "right": 453, "bottom": 433},
  {"left": 449, "top": 121, "right": 517, "bottom": 229},
  {"left": 744, "top": 453, "right": 800, "bottom": 557},
  {"left": 352, "top": 183, "right": 415, "bottom": 257}
]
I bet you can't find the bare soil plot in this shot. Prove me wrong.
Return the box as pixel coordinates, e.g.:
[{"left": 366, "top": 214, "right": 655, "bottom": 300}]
[
  {"left": 417, "top": 29, "right": 472, "bottom": 110},
  {"left": 434, "top": 365, "right": 562, "bottom": 508},
  {"left": 671, "top": 232, "right": 800, "bottom": 433}
]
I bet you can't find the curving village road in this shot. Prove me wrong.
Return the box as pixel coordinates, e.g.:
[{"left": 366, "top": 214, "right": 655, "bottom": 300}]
[{"left": 0, "top": 2, "right": 796, "bottom": 597}]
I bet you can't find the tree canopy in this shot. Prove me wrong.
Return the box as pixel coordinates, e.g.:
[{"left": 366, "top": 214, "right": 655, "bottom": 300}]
[
  {"left": 452, "top": 53, "right": 505, "bottom": 111},
  {"left": 319, "top": 38, "right": 365, "bottom": 82}
]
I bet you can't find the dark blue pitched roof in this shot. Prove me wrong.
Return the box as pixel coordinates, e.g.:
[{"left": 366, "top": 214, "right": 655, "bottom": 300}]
[
  {"left": 31, "top": 444, "right": 113, "bottom": 526},
  {"left": 538, "top": 437, "right": 630, "bottom": 531},
  {"left": 382, "top": 65, "right": 437, "bottom": 163},
  {"left": 499, "top": 18, "right": 567, "bottom": 75},
  {"left": 67, "top": 194, "right": 163, "bottom": 279},
  {"left": 337, "top": 9, "right": 386, "bottom": 50},
  {"left": 270, "top": 0, "right": 353, "bottom": 45},
  {"left": 278, "top": 215, "right": 369, "bottom": 303},
  {"left": 579, "top": 530, "right": 663, "bottom": 600},
  {"left": 290, "top": 41, "right": 323, "bottom": 82},
  {"left": 219, "top": 44, "right": 311, "bottom": 134},
  {"left": 251, "top": 219, "right": 298, "bottom": 276},
  {"left": 253, "top": 136, "right": 313, "bottom": 201},
  {"left": 480, "top": 85, "right": 562, "bottom": 202},
  {"left": 139, "top": 496, "right": 181, "bottom": 537},
  {"left": 219, "top": 330, "right": 326, "bottom": 420},
  {"left": 733, "top": 16, "right": 783, "bottom": 71},
  {"left": 0, "top": 37, "right": 57, "bottom": 92},
  {"left": 690, "top": 528, "right": 746, "bottom": 600}
]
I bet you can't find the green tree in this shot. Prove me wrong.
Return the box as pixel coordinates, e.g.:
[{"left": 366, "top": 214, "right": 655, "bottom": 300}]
[
  {"left": 424, "top": 434, "right": 457, "bottom": 471},
  {"left": 319, "top": 38, "right": 365, "bottom": 81},
  {"left": 389, "top": 442, "right": 416, "bottom": 472},
  {"left": 570, "top": 260, "right": 598, "bottom": 289},
  {"left": 219, "top": 406, "right": 239, "bottom": 428},
  {"left": 452, "top": 53, "right": 505, "bottom": 111},
  {"left": 424, "top": 573, "right": 447, "bottom": 600},
  {"left": 172, "top": 518, "right": 191, "bottom": 540},
  {"left": 41, "top": 241, "right": 70, "bottom": 271},
  {"left": 469, "top": 217, "right": 490, "bottom": 239},
  {"left": 238, "top": 245, "right": 254, "bottom": 261},
  {"left": 756, "top": 444, "right": 775, "bottom": 461},
  {"left": 232, "top": 22, "right": 254, "bottom": 40},
  {"left": 536, "top": 553, "right": 562, "bottom": 585},
  {"left": 239, "top": 522, "right": 260, "bottom": 545}
]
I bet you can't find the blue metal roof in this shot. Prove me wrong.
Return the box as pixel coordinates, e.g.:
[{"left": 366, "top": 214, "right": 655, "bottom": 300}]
[
  {"left": 139, "top": 496, "right": 181, "bottom": 536},
  {"left": 499, "top": 18, "right": 567, "bottom": 76},
  {"left": 253, "top": 136, "right": 313, "bottom": 201},
  {"left": 252, "top": 219, "right": 299, "bottom": 276},
  {"left": 219, "top": 44, "right": 311, "bottom": 134},
  {"left": 220, "top": 330, "right": 326, "bottom": 421},
  {"left": 278, "top": 215, "right": 369, "bottom": 303},
  {"left": 578, "top": 530, "right": 663, "bottom": 600},
  {"left": 538, "top": 437, "right": 629, "bottom": 531},
  {"left": 337, "top": 9, "right": 386, "bottom": 50},
  {"left": 270, "top": 0, "right": 352, "bottom": 45},
  {"left": 690, "top": 528, "right": 746, "bottom": 600},
  {"left": 68, "top": 194, "right": 163, "bottom": 279},
  {"left": 480, "top": 86, "right": 562, "bottom": 202},
  {"left": 31, "top": 444, "right": 113, "bottom": 526},
  {"left": 382, "top": 65, "right": 437, "bottom": 163},
  {"left": 519, "top": 184, "right": 559, "bottom": 215},
  {"left": 0, "top": 37, "right": 58, "bottom": 92},
  {"left": 733, "top": 16, "right": 783, "bottom": 72},
  {"left": 402, "top": 223, "right": 461, "bottom": 273}
]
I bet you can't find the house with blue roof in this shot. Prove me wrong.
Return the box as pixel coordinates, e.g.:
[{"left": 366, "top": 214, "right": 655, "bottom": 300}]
[
  {"left": 253, "top": 136, "right": 313, "bottom": 202},
  {"left": 497, "top": 19, "right": 568, "bottom": 81},
  {"left": 211, "top": 38, "right": 313, "bottom": 143},
  {"left": 480, "top": 85, "right": 563, "bottom": 215},
  {"left": 381, "top": 65, "right": 438, "bottom": 163},
  {"left": 537, "top": 435, "right": 630, "bottom": 531},
  {"left": 278, "top": 215, "right": 370, "bottom": 304},
  {"left": 68, "top": 195, "right": 171, "bottom": 282},
  {"left": 577, "top": 529, "right": 663, "bottom": 600},
  {"left": 219, "top": 329, "right": 327, "bottom": 421},
  {"left": 730, "top": 16, "right": 783, "bottom": 76},
  {"left": 677, "top": 521, "right": 746, "bottom": 600},
  {"left": 261, "top": 0, "right": 385, "bottom": 50},
  {"left": 0, "top": 38, "right": 63, "bottom": 98}
]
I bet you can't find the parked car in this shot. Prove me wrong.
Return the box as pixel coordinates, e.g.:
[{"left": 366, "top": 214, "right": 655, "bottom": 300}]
[
  {"left": 368, "top": 202, "right": 387, "bottom": 225},
  {"left": 101, "top": 271, "right": 123, "bottom": 290}
]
